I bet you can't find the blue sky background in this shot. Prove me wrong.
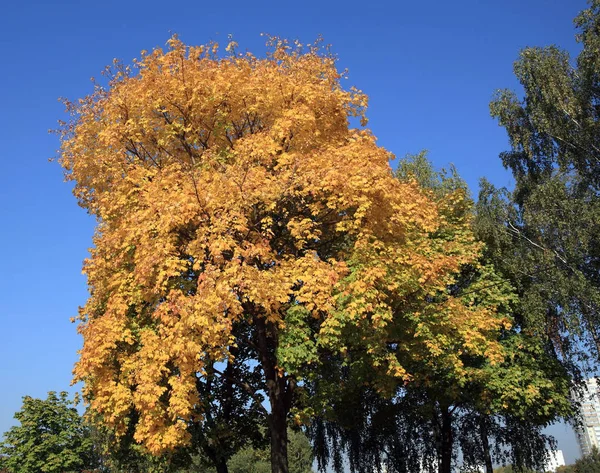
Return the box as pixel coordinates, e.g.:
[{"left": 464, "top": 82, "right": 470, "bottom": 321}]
[{"left": 0, "top": 0, "right": 589, "bottom": 466}]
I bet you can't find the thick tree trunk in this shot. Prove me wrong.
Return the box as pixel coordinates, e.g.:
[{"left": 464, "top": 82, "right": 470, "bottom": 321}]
[
  {"left": 439, "top": 407, "right": 453, "bottom": 473},
  {"left": 255, "top": 315, "right": 294, "bottom": 473},
  {"left": 202, "top": 443, "right": 229, "bottom": 473},
  {"left": 216, "top": 459, "right": 229, "bottom": 473},
  {"left": 479, "top": 417, "right": 493, "bottom": 473},
  {"left": 269, "top": 395, "right": 290, "bottom": 473}
]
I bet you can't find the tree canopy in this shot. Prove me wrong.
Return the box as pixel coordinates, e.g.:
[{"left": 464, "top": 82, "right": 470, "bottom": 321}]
[
  {"left": 0, "top": 392, "right": 98, "bottom": 473},
  {"left": 488, "top": 0, "right": 600, "bottom": 371},
  {"left": 307, "top": 155, "right": 572, "bottom": 473},
  {"left": 556, "top": 448, "right": 600, "bottom": 473},
  {"left": 58, "top": 37, "right": 511, "bottom": 473}
]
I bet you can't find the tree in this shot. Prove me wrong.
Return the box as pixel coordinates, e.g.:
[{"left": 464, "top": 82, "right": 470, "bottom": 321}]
[
  {"left": 59, "top": 37, "right": 508, "bottom": 473},
  {"left": 308, "top": 155, "right": 573, "bottom": 473},
  {"left": 180, "top": 429, "right": 312, "bottom": 473},
  {"left": 553, "top": 449, "right": 600, "bottom": 473},
  {"left": 492, "top": 467, "right": 536, "bottom": 473},
  {"left": 466, "top": 180, "right": 577, "bottom": 473},
  {"left": 556, "top": 465, "right": 575, "bottom": 473},
  {"left": 228, "top": 430, "right": 313, "bottom": 473},
  {"left": 488, "top": 0, "right": 600, "bottom": 371},
  {"left": 0, "top": 391, "right": 98, "bottom": 473},
  {"left": 572, "top": 447, "right": 600, "bottom": 473},
  {"left": 88, "top": 415, "right": 192, "bottom": 473}
]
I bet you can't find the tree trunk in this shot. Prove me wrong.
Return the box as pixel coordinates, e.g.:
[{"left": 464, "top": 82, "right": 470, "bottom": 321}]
[
  {"left": 214, "top": 459, "right": 229, "bottom": 473},
  {"left": 202, "top": 443, "right": 229, "bottom": 473},
  {"left": 269, "top": 395, "right": 289, "bottom": 473},
  {"left": 439, "top": 406, "right": 453, "bottom": 473},
  {"left": 479, "top": 417, "right": 493, "bottom": 473},
  {"left": 216, "top": 458, "right": 229, "bottom": 473},
  {"left": 255, "top": 315, "right": 294, "bottom": 473}
]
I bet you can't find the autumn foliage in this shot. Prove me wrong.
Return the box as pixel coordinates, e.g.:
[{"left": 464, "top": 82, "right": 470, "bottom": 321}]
[{"left": 58, "top": 36, "right": 508, "bottom": 464}]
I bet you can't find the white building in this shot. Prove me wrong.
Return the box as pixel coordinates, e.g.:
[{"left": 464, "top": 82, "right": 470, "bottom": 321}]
[
  {"left": 545, "top": 449, "right": 566, "bottom": 472},
  {"left": 574, "top": 377, "right": 600, "bottom": 457}
]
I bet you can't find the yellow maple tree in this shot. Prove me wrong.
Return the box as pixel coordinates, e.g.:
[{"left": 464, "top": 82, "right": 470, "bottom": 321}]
[{"left": 58, "top": 36, "right": 507, "bottom": 473}]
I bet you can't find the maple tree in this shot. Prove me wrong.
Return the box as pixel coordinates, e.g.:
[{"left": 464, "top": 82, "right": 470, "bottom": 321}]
[
  {"left": 58, "top": 37, "right": 508, "bottom": 473},
  {"left": 308, "top": 155, "right": 573, "bottom": 473}
]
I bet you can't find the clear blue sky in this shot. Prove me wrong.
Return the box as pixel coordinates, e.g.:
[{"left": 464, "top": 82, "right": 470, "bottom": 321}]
[{"left": 0, "top": 0, "right": 588, "bottom": 466}]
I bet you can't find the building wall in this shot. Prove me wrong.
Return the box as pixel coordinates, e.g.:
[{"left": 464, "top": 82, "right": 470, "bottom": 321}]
[
  {"left": 574, "top": 377, "right": 600, "bottom": 457},
  {"left": 545, "top": 449, "right": 566, "bottom": 472}
]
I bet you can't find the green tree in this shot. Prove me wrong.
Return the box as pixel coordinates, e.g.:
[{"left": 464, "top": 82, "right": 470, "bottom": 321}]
[
  {"left": 182, "top": 430, "right": 312, "bottom": 473},
  {"left": 308, "top": 155, "right": 572, "bottom": 473},
  {"left": 0, "top": 392, "right": 98, "bottom": 473},
  {"left": 572, "top": 447, "right": 600, "bottom": 473},
  {"left": 229, "top": 430, "right": 313, "bottom": 473},
  {"left": 556, "top": 465, "right": 576, "bottom": 473},
  {"left": 395, "top": 156, "right": 571, "bottom": 473},
  {"left": 469, "top": 179, "right": 576, "bottom": 473},
  {"left": 488, "top": 0, "right": 600, "bottom": 370},
  {"left": 492, "top": 466, "right": 536, "bottom": 473},
  {"left": 228, "top": 447, "right": 271, "bottom": 473}
]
